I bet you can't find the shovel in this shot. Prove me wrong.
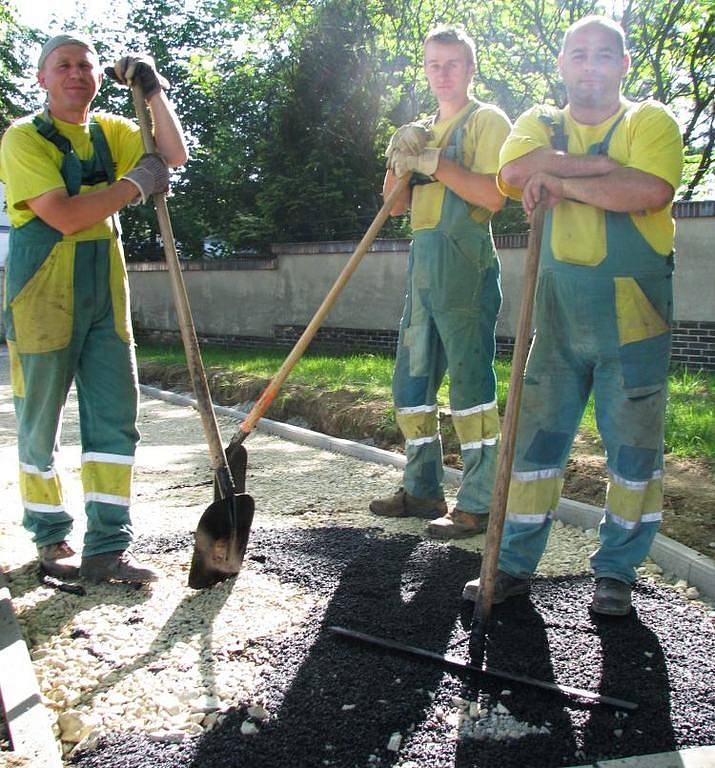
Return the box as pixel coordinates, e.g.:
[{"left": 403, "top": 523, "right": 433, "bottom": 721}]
[
  {"left": 227, "top": 174, "right": 411, "bottom": 449},
  {"left": 470, "top": 196, "right": 547, "bottom": 664},
  {"left": 130, "top": 84, "right": 254, "bottom": 589}
]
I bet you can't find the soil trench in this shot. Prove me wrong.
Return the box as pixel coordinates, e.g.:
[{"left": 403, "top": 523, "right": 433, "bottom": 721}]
[{"left": 139, "top": 362, "right": 715, "bottom": 558}]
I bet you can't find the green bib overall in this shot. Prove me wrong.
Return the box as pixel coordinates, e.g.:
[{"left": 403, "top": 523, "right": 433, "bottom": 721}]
[
  {"left": 4, "top": 116, "right": 139, "bottom": 556},
  {"left": 393, "top": 105, "right": 502, "bottom": 514},
  {"left": 499, "top": 108, "right": 673, "bottom": 584}
]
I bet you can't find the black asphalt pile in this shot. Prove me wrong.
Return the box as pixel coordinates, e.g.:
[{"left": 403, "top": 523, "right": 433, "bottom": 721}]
[{"left": 72, "top": 527, "right": 715, "bottom": 768}]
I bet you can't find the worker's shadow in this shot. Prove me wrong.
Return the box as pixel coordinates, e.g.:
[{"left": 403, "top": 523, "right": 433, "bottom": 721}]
[
  {"left": 453, "top": 590, "right": 580, "bottom": 767},
  {"left": 579, "top": 600, "right": 675, "bottom": 761},
  {"left": 189, "top": 528, "right": 481, "bottom": 767},
  {"left": 1, "top": 561, "right": 153, "bottom": 642}
]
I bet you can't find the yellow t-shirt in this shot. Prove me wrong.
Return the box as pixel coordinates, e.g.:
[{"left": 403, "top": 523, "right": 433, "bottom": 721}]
[
  {"left": 0, "top": 111, "right": 143, "bottom": 230},
  {"left": 497, "top": 100, "right": 683, "bottom": 262},
  {"left": 411, "top": 100, "right": 511, "bottom": 231}
]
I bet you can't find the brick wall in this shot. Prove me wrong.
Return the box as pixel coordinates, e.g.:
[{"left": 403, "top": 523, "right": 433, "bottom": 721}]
[{"left": 671, "top": 321, "right": 715, "bottom": 371}]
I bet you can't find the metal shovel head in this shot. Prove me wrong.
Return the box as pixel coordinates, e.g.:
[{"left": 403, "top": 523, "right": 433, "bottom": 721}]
[{"left": 188, "top": 492, "right": 255, "bottom": 589}]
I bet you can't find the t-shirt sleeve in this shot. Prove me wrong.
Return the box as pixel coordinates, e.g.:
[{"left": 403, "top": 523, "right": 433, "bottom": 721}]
[
  {"left": 0, "top": 123, "right": 66, "bottom": 212},
  {"left": 626, "top": 101, "right": 683, "bottom": 192},
  {"left": 464, "top": 106, "right": 512, "bottom": 175},
  {"left": 496, "top": 106, "right": 554, "bottom": 199},
  {"left": 95, "top": 113, "right": 144, "bottom": 179}
]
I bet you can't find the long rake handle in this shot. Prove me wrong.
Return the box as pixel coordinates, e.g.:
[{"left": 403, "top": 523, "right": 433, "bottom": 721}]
[
  {"left": 470, "top": 198, "right": 547, "bottom": 664},
  {"left": 234, "top": 174, "right": 411, "bottom": 444},
  {"left": 131, "top": 85, "right": 231, "bottom": 494}
]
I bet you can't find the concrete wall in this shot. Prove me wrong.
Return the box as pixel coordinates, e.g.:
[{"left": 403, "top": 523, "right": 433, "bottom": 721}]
[
  {"left": 1, "top": 202, "right": 713, "bottom": 367},
  {"left": 128, "top": 205, "right": 715, "bottom": 341}
]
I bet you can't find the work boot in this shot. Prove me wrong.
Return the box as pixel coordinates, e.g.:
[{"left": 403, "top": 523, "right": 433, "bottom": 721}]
[
  {"left": 38, "top": 541, "right": 80, "bottom": 579},
  {"left": 369, "top": 488, "right": 447, "bottom": 520},
  {"left": 80, "top": 551, "right": 162, "bottom": 584},
  {"left": 426, "top": 508, "right": 489, "bottom": 539},
  {"left": 590, "top": 577, "right": 632, "bottom": 616},
  {"left": 462, "top": 569, "right": 531, "bottom": 603}
]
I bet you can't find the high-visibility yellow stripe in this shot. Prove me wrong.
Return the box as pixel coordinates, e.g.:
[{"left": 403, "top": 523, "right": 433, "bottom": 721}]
[
  {"left": 506, "top": 474, "right": 563, "bottom": 516},
  {"left": 396, "top": 409, "right": 439, "bottom": 441},
  {"left": 606, "top": 474, "right": 663, "bottom": 524},
  {"left": 452, "top": 403, "right": 500, "bottom": 446},
  {"left": 81, "top": 460, "right": 132, "bottom": 499},
  {"left": 20, "top": 467, "right": 63, "bottom": 507},
  {"left": 7, "top": 341, "right": 25, "bottom": 398}
]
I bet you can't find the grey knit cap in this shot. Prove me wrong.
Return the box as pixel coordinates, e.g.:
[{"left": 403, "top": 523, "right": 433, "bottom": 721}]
[{"left": 38, "top": 32, "right": 99, "bottom": 70}]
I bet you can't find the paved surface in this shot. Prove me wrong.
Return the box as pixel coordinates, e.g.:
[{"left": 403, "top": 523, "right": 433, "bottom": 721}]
[{"left": 0, "top": 345, "right": 712, "bottom": 767}]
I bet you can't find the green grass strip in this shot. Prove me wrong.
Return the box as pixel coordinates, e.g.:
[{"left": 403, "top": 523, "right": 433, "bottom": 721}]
[{"left": 137, "top": 343, "right": 715, "bottom": 460}]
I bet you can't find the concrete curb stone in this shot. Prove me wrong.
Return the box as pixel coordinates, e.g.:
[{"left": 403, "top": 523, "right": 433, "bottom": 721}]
[{"left": 139, "top": 384, "right": 715, "bottom": 601}]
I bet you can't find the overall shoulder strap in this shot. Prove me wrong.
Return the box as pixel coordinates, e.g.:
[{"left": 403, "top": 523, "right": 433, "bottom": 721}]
[
  {"left": 89, "top": 118, "right": 116, "bottom": 184},
  {"left": 538, "top": 108, "right": 568, "bottom": 152},
  {"left": 33, "top": 114, "right": 82, "bottom": 196}
]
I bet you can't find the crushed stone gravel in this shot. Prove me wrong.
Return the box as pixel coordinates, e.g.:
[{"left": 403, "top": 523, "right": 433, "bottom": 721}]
[{"left": 0, "top": 353, "right": 713, "bottom": 767}]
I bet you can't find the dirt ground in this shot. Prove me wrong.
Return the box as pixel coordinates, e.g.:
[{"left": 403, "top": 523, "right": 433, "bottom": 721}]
[{"left": 140, "top": 362, "right": 715, "bottom": 558}]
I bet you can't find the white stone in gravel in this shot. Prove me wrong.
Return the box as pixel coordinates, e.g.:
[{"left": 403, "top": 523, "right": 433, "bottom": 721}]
[
  {"left": 191, "top": 695, "right": 221, "bottom": 714},
  {"left": 74, "top": 729, "right": 102, "bottom": 754},
  {"left": 241, "top": 721, "right": 260, "bottom": 736},
  {"left": 181, "top": 722, "right": 204, "bottom": 737},
  {"left": 614, "top": 729, "right": 624, "bottom": 737},
  {"left": 494, "top": 702, "right": 510, "bottom": 715},
  {"left": 58, "top": 710, "right": 99, "bottom": 743},
  {"left": 157, "top": 692, "right": 182, "bottom": 715},
  {"left": 686, "top": 586, "right": 700, "bottom": 599},
  {"left": 149, "top": 731, "right": 186, "bottom": 743},
  {"left": 248, "top": 704, "right": 270, "bottom": 721},
  {"left": 341, "top": 704, "right": 356, "bottom": 711},
  {"left": 387, "top": 732, "right": 402, "bottom": 752}
]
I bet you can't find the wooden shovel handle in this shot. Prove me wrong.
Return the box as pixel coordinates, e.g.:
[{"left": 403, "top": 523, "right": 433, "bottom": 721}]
[
  {"left": 131, "top": 85, "right": 230, "bottom": 483},
  {"left": 471, "top": 197, "right": 547, "bottom": 661},
  {"left": 234, "top": 174, "right": 411, "bottom": 443}
]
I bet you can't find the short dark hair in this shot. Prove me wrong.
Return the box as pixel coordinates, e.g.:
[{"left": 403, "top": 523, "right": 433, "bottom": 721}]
[
  {"left": 424, "top": 25, "right": 476, "bottom": 67},
  {"left": 562, "top": 15, "right": 626, "bottom": 56}
]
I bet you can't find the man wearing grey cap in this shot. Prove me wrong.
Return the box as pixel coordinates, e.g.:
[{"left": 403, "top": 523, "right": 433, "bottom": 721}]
[{"left": 0, "top": 33, "right": 187, "bottom": 584}]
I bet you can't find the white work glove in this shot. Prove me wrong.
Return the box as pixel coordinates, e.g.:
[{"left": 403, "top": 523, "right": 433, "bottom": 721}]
[
  {"left": 385, "top": 123, "right": 431, "bottom": 167},
  {"left": 390, "top": 147, "right": 442, "bottom": 179},
  {"left": 123, "top": 153, "right": 170, "bottom": 203},
  {"left": 105, "top": 55, "right": 170, "bottom": 99}
]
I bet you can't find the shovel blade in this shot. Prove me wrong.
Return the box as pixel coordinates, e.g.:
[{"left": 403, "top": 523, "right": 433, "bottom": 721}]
[
  {"left": 188, "top": 492, "right": 255, "bottom": 589},
  {"left": 214, "top": 441, "right": 248, "bottom": 500}
]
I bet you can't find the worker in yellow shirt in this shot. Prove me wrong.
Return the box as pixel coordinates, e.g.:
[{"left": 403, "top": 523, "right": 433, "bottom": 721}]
[
  {"left": 0, "top": 33, "right": 187, "bottom": 583},
  {"left": 462, "top": 16, "right": 683, "bottom": 615},
  {"left": 370, "top": 26, "right": 511, "bottom": 539}
]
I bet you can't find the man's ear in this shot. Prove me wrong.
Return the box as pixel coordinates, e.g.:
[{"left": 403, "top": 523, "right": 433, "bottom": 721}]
[
  {"left": 37, "top": 70, "right": 46, "bottom": 90},
  {"left": 622, "top": 51, "right": 631, "bottom": 77}
]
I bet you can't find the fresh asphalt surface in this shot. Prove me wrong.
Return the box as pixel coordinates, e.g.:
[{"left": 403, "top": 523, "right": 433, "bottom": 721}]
[{"left": 69, "top": 526, "right": 715, "bottom": 768}]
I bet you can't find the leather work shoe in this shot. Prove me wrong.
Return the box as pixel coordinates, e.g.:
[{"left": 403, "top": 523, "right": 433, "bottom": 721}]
[
  {"left": 38, "top": 541, "right": 80, "bottom": 579},
  {"left": 590, "top": 577, "right": 632, "bottom": 616},
  {"left": 369, "top": 488, "right": 447, "bottom": 520},
  {"left": 462, "top": 569, "right": 531, "bottom": 603},
  {"left": 426, "top": 508, "right": 489, "bottom": 539},
  {"left": 80, "top": 551, "right": 162, "bottom": 584}
]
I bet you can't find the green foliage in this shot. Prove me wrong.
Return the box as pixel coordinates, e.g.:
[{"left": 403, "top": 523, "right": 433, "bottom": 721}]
[
  {"left": 0, "top": 2, "right": 38, "bottom": 132},
  {"left": 2, "top": 0, "right": 712, "bottom": 255}
]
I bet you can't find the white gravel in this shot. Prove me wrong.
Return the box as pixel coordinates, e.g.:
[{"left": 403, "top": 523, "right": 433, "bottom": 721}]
[{"left": 0, "top": 350, "right": 709, "bottom": 762}]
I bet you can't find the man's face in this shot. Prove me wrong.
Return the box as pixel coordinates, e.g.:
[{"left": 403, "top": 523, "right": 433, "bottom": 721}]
[
  {"left": 37, "top": 44, "right": 102, "bottom": 116},
  {"left": 558, "top": 24, "right": 629, "bottom": 111},
  {"left": 424, "top": 40, "right": 474, "bottom": 106}
]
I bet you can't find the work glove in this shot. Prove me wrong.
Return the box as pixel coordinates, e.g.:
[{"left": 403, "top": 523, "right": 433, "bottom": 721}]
[
  {"left": 105, "top": 55, "right": 170, "bottom": 100},
  {"left": 123, "top": 153, "right": 170, "bottom": 203},
  {"left": 390, "top": 147, "right": 441, "bottom": 179},
  {"left": 385, "top": 123, "right": 431, "bottom": 167}
]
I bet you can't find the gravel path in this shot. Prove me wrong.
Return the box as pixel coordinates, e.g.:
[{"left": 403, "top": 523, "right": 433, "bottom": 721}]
[{"left": 0, "top": 347, "right": 713, "bottom": 767}]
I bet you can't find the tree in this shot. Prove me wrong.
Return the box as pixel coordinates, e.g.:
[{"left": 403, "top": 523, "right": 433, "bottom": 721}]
[{"left": 0, "top": 2, "right": 37, "bottom": 132}]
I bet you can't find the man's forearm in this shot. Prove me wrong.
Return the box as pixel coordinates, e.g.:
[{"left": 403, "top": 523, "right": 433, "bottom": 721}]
[
  {"left": 433, "top": 157, "right": 504, "bottom": 212},
  {"left": 561, "top": 167, "right": 674, "bottom": 212},
  {"left": 147, "top": 91, "right": 188, "bottom": 167},
  {"left": 27, "top": 181, "right": 140, "bottom": 235},
  {"left": 501, "top": 147, "right": 618, "bottom": 188}
]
